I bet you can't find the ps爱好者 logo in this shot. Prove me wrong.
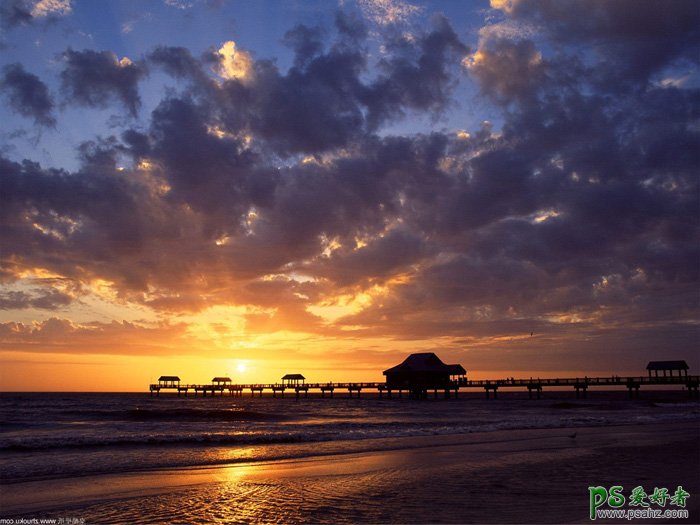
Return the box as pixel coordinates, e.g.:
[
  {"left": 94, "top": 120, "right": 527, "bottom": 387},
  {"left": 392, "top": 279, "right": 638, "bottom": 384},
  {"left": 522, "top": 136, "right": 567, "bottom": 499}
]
[{"left": 589, "top": 485, "right": 690, "bottom": 520}]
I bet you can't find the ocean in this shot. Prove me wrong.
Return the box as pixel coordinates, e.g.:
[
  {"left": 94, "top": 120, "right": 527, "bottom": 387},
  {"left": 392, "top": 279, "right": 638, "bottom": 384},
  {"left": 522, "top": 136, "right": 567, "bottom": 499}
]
[{"left": 2, "top": 390, "right": 698, "bottom": 485}]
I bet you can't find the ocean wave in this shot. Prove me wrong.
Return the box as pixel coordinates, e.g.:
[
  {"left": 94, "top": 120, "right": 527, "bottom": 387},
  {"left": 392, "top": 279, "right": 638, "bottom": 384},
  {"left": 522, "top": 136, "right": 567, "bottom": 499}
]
[
  {"left": 41, "top": 407, "right": 288, "bottom": 422},
  {"left": 653, "top": 401, "right": 700, "bottom": 408},
  {"left": 0, "top": 432, "right": 314, "bottom": 452},
  {"left": 126, "top": 408, "right": 286, "bottom": 422},
  {"left": 4, "top": 410, "right": 698, "bottom": 452}
]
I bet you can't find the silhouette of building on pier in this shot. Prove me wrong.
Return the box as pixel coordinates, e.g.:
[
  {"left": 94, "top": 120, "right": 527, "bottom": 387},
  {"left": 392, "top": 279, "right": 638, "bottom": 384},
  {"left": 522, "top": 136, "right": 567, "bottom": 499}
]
[
  {"left": 281, "top": 374, "right": 305, "bottom": 386},
  {"left": 383, "top": 353, "right": 466, "bottom": 398},
  {"left": 646, "top": 360, "right": 689, "bottom": 378},
  {"left": 158, "top": 376, "right": 180, "bottom": 387}
]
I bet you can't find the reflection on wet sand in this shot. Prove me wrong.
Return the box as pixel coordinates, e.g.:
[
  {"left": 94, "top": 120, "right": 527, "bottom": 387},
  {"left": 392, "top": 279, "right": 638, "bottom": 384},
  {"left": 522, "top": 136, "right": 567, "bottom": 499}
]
[{"left": 2, "top": 422, "right": 698, "bottom": 524}]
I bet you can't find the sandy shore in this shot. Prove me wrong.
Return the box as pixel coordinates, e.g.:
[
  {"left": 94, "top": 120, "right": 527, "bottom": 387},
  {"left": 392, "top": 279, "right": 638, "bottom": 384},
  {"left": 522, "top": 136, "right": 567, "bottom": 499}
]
[{"left": 1, "top": 421, "right": 698, "bottom": 524}]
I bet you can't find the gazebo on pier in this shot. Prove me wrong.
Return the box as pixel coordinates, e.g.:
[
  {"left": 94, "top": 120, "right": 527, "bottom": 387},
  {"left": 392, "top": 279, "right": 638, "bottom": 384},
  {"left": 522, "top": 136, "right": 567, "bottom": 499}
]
[
  {"left": 281, "top": 373, "right": 305, "bottom": 386},
  {"left": 158, "top": 375, "right": 180, "bottom": 387},
  {"left": 646, "top": 360, "right": 689, "bottom": 378},
  {"left": 212, "top": 376, "right": 232, "bottom": 385}
]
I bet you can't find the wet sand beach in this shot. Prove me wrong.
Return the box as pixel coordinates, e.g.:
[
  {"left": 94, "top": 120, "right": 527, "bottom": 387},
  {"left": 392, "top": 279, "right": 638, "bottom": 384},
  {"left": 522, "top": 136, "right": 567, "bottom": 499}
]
[{"left": 2, "top": 421, "right": 698, "bottom": 524}]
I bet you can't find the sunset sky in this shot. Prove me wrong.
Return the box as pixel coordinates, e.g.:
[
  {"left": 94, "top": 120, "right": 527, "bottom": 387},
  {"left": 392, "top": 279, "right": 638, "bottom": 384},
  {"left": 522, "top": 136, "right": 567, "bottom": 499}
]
[{"left": 1, "top": 0, "right": 698, "bottom": 391}]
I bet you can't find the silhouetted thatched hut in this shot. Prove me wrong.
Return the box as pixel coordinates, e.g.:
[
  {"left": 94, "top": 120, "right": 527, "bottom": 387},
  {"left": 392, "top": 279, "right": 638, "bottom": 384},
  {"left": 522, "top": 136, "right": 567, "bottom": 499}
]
[{"left": 383, "top": 353, "right": 466, "bottom": 394}]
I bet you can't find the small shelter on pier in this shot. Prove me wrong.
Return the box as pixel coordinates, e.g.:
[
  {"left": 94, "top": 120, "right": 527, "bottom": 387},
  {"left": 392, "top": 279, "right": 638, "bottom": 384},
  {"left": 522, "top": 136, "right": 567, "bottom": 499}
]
[
  {"left": 158, "top": 376, "right": 180, "bottom": 387},
  {"left": 383, "top": 353, "right": 466, "bottom": 392},
  {"left": 212, "top": 376, "right": 232, "bottom": 385},
  {"left": 282, "top": 373, "right": 305, "bottom": 386},
  {"left": 646, "top": 360, "right": 689, "bottom": 378}
]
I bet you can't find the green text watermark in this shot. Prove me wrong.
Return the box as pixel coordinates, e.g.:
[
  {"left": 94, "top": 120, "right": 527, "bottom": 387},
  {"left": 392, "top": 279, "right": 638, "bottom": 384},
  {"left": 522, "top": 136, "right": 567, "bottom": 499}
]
[{"left": 589, "top": 485, "right": 690, "bottom": 520}]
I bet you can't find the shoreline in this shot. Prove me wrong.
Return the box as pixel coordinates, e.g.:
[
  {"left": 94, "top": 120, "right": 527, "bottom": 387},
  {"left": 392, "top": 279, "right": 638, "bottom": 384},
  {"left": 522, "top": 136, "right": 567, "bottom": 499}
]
[
  {"left": 2, "top": 421, "right": 698, "bottom": 523},
  {"left": 2, "top": 413, "right": 699, "bottom": 485}
]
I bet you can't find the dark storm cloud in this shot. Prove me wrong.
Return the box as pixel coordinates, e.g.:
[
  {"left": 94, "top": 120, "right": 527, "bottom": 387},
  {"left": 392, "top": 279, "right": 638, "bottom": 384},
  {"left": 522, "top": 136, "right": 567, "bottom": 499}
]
[
  {"left": 0, "top": 0, "right": 32, "bottom": 29},
  {"left": 239, "top": 44, "right": 368, "bottom": 154},
  {"left": 152, "top": 14, "right": 470, "bottom": 155},
  {"left": 223, "top": 132, "right": 453, "bottom": 280},
  {"left": 363, "top": 14, "right": 469, "bottom": 125},
  {"left": 120, "top": 129, "right": 151, "bottom": 158},
  {"left": 0, "top": 317, "right": 192, "bottom": 356},
  {"left": 0, "top": 63, "right": 55, "bottom": 126},
  {"left": 60, "top": 49, "right": 147, "bottom": 116},
  {"left": 0, "top": 288, "right": 72, "bottom": 309},
  {"left": 283, "top": 24, "right": 325, "bottom": 68},
  {"left": 334, "top": 10, "right": 367, "bottom": 42},
  {"left": 501, "top": 0, "right": 700, "bottom": 88},
  {"left": 311, "top": 228, "right": 428, "bottom": 287},
  {"left": 468, "top": 38, "right": 545, "bottom": 106},
  {"left": 148, "top": 46, "right": 211, "bottom": 87},
  {"left": 147, "top": 96, "right": 266, "bottom": 221},
  {"left": 0, "top": 151, "right": 175, "bottom": 292},
  {"left": 321, "top": 1, "right": 698, "bottom": 346}
]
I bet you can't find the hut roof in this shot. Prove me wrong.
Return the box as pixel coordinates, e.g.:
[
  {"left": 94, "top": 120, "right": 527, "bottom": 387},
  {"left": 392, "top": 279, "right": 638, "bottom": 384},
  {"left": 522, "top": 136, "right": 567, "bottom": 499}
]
[
  {"left": 212, "top": 376, "right": 232, "bottom": 382},
  {"left": 446, "top": 364, "right": 467, "bottom": 375},
  {"left": 646, "top": 360, "right": 689, "bottom": 370},
  {"left": 158, "top": 375, "right": 180, "bottom": 381},
  {"left": 383, "top": 353, "right": 466, "bottom": 375},
  {"left": 282, "top": 373, "right": 305, "bottom": 380}
]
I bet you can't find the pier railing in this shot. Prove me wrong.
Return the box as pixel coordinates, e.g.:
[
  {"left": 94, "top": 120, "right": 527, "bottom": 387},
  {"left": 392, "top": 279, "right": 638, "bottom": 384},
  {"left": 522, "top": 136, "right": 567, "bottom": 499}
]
[{"left": 464, "top": 375, "right": 694, "bottom": 386}]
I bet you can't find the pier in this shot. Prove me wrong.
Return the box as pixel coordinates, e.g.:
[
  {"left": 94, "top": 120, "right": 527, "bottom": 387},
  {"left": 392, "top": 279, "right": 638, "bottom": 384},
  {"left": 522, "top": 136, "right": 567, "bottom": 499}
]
[
  {"left": 149, "top": 357, "right": 698, "bottom": 399},
  {"left": 149, "top": 374, "right": 700, "bottom": 399}
]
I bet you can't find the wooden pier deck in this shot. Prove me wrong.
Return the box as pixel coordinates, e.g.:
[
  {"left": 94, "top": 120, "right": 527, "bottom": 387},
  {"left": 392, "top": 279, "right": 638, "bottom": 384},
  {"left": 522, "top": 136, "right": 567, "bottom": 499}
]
[{"left": 149, "top": 374, "right": 700, "bottom": 399}]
